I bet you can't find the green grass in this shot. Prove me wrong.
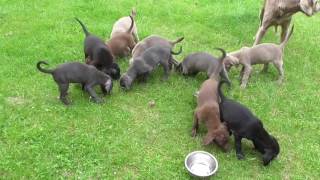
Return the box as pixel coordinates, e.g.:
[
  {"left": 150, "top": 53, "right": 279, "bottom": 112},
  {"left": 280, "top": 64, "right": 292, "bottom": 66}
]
[{"left": 1, "top": 0, "right": 320, "bottom": 179}]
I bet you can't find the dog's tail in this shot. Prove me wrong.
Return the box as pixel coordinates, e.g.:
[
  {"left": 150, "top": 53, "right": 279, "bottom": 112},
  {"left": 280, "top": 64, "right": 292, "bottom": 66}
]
[
  {"left": 218, "top": 79, "right": 229, "bottom": 104},
  {"left": 209, "top": 48, "right": 226, "bottom": 79},
  {"left": 170, "top": 37, "right": 184, "bottom": 46},
  {"left": 126, "top": 15, "right": 135, "bottom": 33},
  {"left": 280, "top": 25, "right": 294, "bottom": 50},
  {"left": 130, "top": 7, "right": 137, "bottom": 18},
  {"left": 75, "top": 17, "right": 90, "bottom": 36},
  {"left": 37, "top": 61, "right": 54, "bottom": 74},
  {"left": 171, "top": 46, "right": 182, "bottom": 55}
]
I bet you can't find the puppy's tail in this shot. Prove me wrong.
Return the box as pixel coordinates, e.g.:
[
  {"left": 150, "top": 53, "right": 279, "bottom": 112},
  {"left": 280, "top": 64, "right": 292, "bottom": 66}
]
[
  {"left": 37, "top": 61, "right": 54, "bottom": 74},
  {"left": 280, "top": 24, "right": 294, "bottom": 50},
  {"left": 171, "top": 46, "right": 182, "bottom": 55},
  {"left": 170, "top": 37, "right": 184, "bottom": 46},
  {"left": 218, "top": 80, "right": 230, "bottom": 104},
  {"left": 75, "top": 17, "right": 90, "bottom": 36},
  {"left": 130, "top": 7, "right": 137, "bottom": 18},
  {"left": 127, "top": 15, "right": 135, "bottom": 33},
  {"left": 209, "top": 48, "right": 227, "bottom": 79}
]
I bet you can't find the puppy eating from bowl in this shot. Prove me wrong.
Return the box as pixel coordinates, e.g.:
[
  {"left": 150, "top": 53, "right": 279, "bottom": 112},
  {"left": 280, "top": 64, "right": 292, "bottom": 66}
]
[
  {"left": 218, "top": 80, "right": 280, "bottom": 166},
  {"left": 224, "top": 25, "right": 294, "bottom": 88},
  {"left": 37, "top": 61, "right": 113, "bottom": 105},
  {"left": 191, "top": 48, "right": 230, "bottom": 151},
  {"left": 120, "top": 46, "right": 182, "bottom": 90}
]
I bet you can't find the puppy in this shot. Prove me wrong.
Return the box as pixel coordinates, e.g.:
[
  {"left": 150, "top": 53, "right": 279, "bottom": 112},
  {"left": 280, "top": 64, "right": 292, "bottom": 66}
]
[
  {"left": 224, "top": 25, "right": 294, "bottom": 88},
  {"left": 120, "top": 46, "right": 182, "bottom": 90},
  {"left": 254, "top": 0, "right": 319, "bottom": 45},
  {"left": 176, "top": 50, "right": 231, "bottom": 83},
  {"left": 218, "top": 80, "right": 280, "bottom": 165},
  {"left": 37, "top": 61, "right": 112, "bottom": 105},
  {"left": 106, "top": 15, "right": 136, "bottom": 58},
  {"left": 110, "top": 8, "right": 139, "bottom": 43},
  {"left": 75, "top": 18, "right": 120, "bottom": 80},
  {"left": 129, "top": 35, "right": 184, "bottom": 65},
  {"left": 191, "top": 51, "right": 230, "bottom": 151}
]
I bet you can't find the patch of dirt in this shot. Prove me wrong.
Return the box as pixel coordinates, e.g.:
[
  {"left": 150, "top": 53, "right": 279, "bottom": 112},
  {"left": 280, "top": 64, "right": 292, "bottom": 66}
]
[{"left": 6, "top": 96, "right": 28, "bottom": 106}]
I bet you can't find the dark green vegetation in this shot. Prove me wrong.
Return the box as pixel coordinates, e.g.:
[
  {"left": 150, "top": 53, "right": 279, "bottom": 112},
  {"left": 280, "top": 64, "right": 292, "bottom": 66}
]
[{"left": 1, "top": 0, "right": 319, "bottom": 179}]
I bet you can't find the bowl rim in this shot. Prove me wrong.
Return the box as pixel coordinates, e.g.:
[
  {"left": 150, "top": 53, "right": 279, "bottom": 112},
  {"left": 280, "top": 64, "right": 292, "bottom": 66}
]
[{"left": 184, "top": 150, "right": 219, "bottom": 177}]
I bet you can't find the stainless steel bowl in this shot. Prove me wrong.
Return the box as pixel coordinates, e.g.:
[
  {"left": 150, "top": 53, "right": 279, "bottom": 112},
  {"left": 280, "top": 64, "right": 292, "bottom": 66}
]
[{"left": 185, "top": 151, "right": 218, "bottom": 178}]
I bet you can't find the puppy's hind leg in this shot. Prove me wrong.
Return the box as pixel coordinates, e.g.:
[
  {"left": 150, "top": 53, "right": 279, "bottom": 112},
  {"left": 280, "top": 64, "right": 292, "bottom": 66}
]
[
  {"left": 273, "top": 59, "right": 284, "bottom": 84},
  {"left": 58, "top": 83, "right": 70, "bottom": 105},
  {"left": 261, "top": 63, "right": 269, "bottom": 73},
  {"left": 160, "top": 61, "right": 170, "bottom": 81}
]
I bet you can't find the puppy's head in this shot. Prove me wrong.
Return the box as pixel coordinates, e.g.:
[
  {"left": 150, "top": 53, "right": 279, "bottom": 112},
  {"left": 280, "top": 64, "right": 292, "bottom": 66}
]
[
  {"left": 300, "top": 0, "right": 318, "bottom": 16},
  {"left": 101, "top": 63, "right": 121, "bottom": 80},
  {"left": 213, "top": 124, "right": 230, "bottom": 152},
  {"left": 260, "top": 135, "right": 280, "bottom": 166},
  {"left": 103, "top": 76, "right": 113, "bottom": 95},
  {"left": 120, "top": 74, "right": 133, "bottom": 90},
  {"left": 224, "top": 55, "right": 239, "bottom": 71}
]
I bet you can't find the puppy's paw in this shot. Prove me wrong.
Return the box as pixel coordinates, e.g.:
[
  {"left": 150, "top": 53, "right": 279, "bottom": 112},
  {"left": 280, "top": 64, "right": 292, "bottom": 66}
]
[
  {"left": 240, "top": 84, "right": 247, "bottom": 89},
  {"left": 236, "top": 153, "right": 245, "bottom": 160},
  {"left": 191, "top": 129, "right": 198, "bottom": 137},
  {"left": 92, "top": 98, "right": 104, "bottom": 104}
]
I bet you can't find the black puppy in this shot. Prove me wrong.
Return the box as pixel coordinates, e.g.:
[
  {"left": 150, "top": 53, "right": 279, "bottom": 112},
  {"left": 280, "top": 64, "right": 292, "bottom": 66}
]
[
  {"left": 176, "top": 51, "right": 231, "bottom": 83},
  {"left": 37, "top": 61, "right": 113, "bottom": 105},
  {"left": 218, "top": 80, "right": 280, "bottom": 166},
  {"left": 75, "top": 18, "right": 120, "bottom": 80},
  {"left": 120, "top": 46, "right": 182, "bottom": 90}
]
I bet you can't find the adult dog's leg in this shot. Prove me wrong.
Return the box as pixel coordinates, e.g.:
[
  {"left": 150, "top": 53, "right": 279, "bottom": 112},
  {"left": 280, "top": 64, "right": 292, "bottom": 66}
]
[
  {"left": 234, "top": 134, "right": 245, "bottom": 159},
  {"left": 280, "top": 20, "right": 291, "bottom": 43},
  {"left": 58, "top": 83, "right": 70, "bottom": 105},
  {"left": 240, "top": 65, "right": 252, "bottom": 89}
]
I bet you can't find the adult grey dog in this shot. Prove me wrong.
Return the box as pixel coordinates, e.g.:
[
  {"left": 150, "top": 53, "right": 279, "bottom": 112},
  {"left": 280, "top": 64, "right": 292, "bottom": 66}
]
[
  {"left": 254, "top": 0, "right": 320, "bottom": 45},
  {"left": 176, "top": 50, "right": 231, "bottom": 83},
  {"left": 224, "top": 25, "right": 294, "bottom": 88},
  {"left": 120, "top": 46, "right": 182, "bottom": 90},
  {"left": 37, "top": 61, "right": 113, "bottom": 105},
  {"left": 129, "top": 35, "right": 184, "bottom": 65}
]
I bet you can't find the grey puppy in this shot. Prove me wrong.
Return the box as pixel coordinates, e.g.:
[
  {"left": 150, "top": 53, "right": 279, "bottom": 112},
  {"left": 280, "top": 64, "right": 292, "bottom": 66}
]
[
  {"left": 224, "top": 25, "right": 294, "bottom": 89},
  {"left": 129, "top": 35, "right": 184, "bottom": 65},
  {"left": 176, "top": 49, "right": 231, "bottom": 83},
  {"left": 120, "top": 46, "right": 182, "bottom": 90},
  {"left": 37, "top": 61, "right": 113, "bottom": 105}
]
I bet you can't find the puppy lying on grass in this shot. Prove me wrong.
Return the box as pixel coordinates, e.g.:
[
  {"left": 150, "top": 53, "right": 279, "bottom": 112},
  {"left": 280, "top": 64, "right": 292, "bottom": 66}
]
[
  {"left": 218, "top": 80, "right": 280, "bottom": 166},
  {"left": 120, "top": 46, "right": 182, "bottom": 90},
  {"left": 110, "top": 8, "right": 139, "bottom": 43},
  {"left": 129, "top": 35, "right": 184, "bottom": 65},
  {"left": 106, "top": 15, "right": 136, "bottom": 58},
  {"left": 191, "top": 49, "right": 230, "bottom": 151},
  {"left": 176, "top": 50, "right": 231, "bottom": 83},
  {"left": 75, "top": 18, "right": 120, "bottom": 80},
  {"left": 37, "top": 61, "right": 112, "bottom": 105},
  {"left": 224, "top": 25, "right": 294, "bottom": 88}
]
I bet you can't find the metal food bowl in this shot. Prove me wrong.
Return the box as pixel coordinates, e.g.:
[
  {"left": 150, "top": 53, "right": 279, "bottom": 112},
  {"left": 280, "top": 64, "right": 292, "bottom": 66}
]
[{"left": 185, "top": 151, "right": 218, "bottom": 178}]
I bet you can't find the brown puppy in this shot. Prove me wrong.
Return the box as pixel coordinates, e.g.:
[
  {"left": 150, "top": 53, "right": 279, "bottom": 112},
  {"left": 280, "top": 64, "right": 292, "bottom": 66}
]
[
  {"left": 106, "top": 15, "right": 136, "bottom": 59},
  {"left": 191, "top": 49, "right": 230, "bottom": 151},
  {"left": 110, "top": 8, "right": 139, "bottom": 43}
]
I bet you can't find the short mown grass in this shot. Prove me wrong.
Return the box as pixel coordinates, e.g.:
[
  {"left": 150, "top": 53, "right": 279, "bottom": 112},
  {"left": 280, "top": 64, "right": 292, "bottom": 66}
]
[{"left": 1, "top": 0, "right": 320, "bottom": 179}]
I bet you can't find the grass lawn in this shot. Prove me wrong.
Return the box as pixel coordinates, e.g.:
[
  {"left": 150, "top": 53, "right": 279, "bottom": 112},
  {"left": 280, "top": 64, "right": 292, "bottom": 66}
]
[{"left": 1, "top": 0, "right": 320, "bottom": 179}]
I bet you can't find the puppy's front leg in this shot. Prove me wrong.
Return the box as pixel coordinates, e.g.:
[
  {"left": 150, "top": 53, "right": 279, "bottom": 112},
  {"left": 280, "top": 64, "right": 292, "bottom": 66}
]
[
  {"left": 234, "top": 134, "right": 245, "bottom": 159},
  {"left": 240, "top": 65, "right": 252, "bottom": 89},
  {"left": 85, "top": 85, "right": 103, "bottom": 103},
  {"left": 191, "top": 112, "right": 199, "bottom": 137}
]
